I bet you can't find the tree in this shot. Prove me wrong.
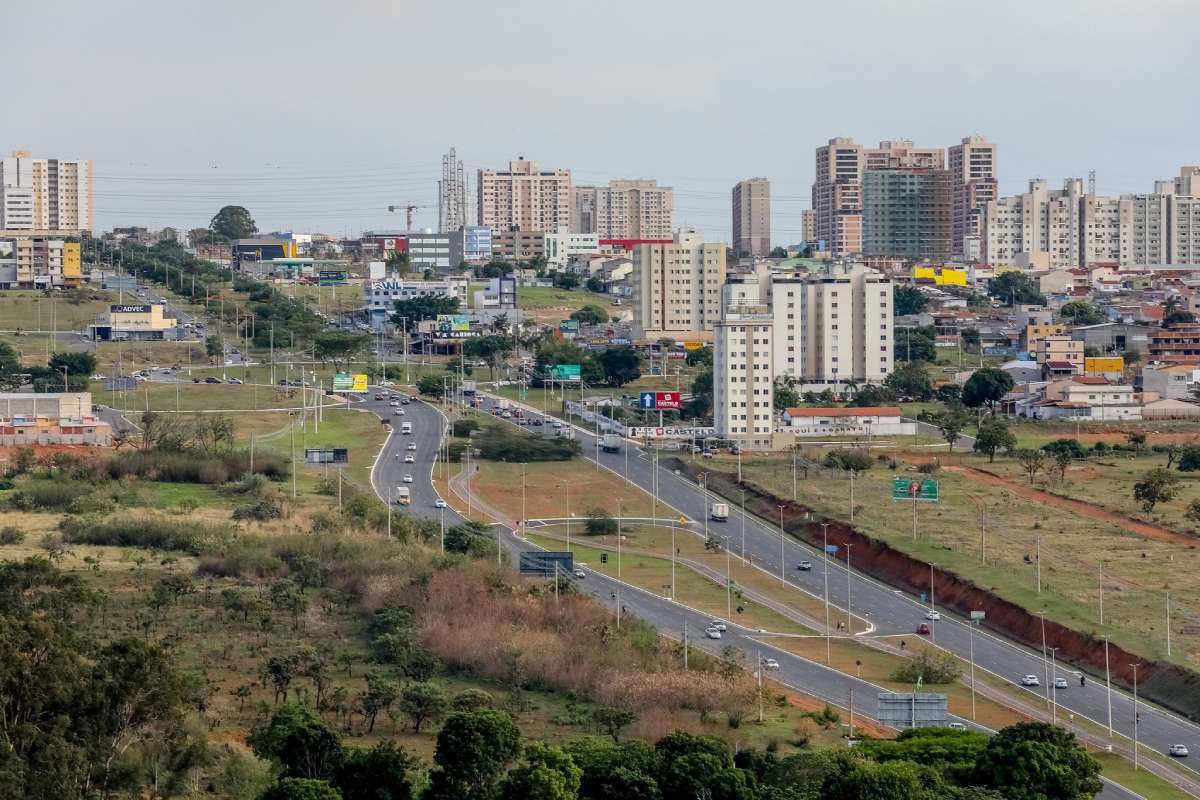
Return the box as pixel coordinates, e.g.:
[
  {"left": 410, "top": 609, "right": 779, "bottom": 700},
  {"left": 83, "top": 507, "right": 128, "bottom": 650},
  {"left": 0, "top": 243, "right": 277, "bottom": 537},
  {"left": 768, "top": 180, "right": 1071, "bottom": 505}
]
[
  {"left": 884, "top": 361, "right": 934, "bottom": 400},
  {"left": 260, "top": 778, "right": 343, "bottom": 800},
  {"left": 464, "top": 335, "right": 515, "bottom": 382},
  {"left": 446, "top": 356, "right": 474, "bottom": 377},
  {"left": 585, "top": 508, "right": 618, "bottom": 536},
  {"left": 821, "top": 758, "right": 943, "bottom": 800},
  {"left": 961, "top": 368, "right": 1014, "bottom": 413},
  {"left": 988, "top": 271, "right": 1045, "bottom": 306},
  {"left": 960, "top": 327, "right": 981, "bottom": 353},
  {"left": 585, "top": 276, "right": 605, "bottom": 293},
  {"left": 770, "top": 246, "right": 788, "bottom": 258},
  {"left": 936, "top": 383, "right": 962, "bottom": 404},
  {"left": 823, "top": 449, "right": 872, "bottom": 472},
  {"left": 895, "top": 326, "right": 937, "bottom": 362},
  {"left": 209, "top": 205, "right": 257, "bottom": 240},
  {"left": 427, "top": 710, "right": 522, "bottom": 800},
  {"left": 416, "top": 374, "right": 449, "bottom": 398},
  {"left": 597, "top": 346, "right": 642, "bottom": 387},
  {"left": 358, "top": 671, "right": 400, "bottom": 734},
  {"left": 592, "top": 707, "right": 637, "bottom": 742},
  {"left": 893, "top": 286, "right": 928, "bottom": 316},
  {"left": 973, "top": 419, "right": 1016, "bottom": 462},
  {"left": 250, "top": 703, "right": 346, "bottom": 780},
  {"left": 386, "top": 250, "right": 413, "bottom": 277},
  {"left": 1177, "top": 444, "right": 1200, "bottom": 471},
  {"left": 1133, "top": 467, "right": 1180, "bottom": 512},
  {"left": 773, "top": 380, "right": 799, "bottom": 411},
  {"left": 686, "top": 346, "right": 713, "bottom": 368},
  {"left": 1058, "top": 301, "right": 1105, "bottom": 326},
  {"left": 1126, "top": 432, "right": 1147, "bottom": 454},
  {"left": 500, "top": 743, "right": 582, "bottom": 800},
  {"left": 1016, "top": 449, "right": 1046, "bottom": 484},
  {"left": 398, "top": 682, "right": 447, "bottom": 733},
  {"left": 933, "top": 410, "right": 970, "bottom": 452},
  {"left": 571, "top": 305, "right": 610, "bottom": 326},
  {"left": 336, "top": 743, "right": 419, "bottom": 800},
  {"left": 847, "top": 385, "right": 897, "bottom": 407},
  {"left": 205, "top": 334, "right": 224, "bottom": 358},
  {"left": 972, "top": 722, "right": 1102, "bottom": 800},
  {"left": 392, "top": 295, "right": 460, "bottom": 325},
  {"left": 552, "top": 272, "right": 580, "bottom": 290}
]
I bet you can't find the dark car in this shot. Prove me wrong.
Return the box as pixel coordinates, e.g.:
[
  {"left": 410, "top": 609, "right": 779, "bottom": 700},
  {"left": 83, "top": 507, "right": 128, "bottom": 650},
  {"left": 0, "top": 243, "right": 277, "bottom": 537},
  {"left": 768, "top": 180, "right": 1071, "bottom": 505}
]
[
  {"left": 205, "top": 377, "right": 221, "bottom": 384},
  {"left": 917, "top": 623, "right": 931, "bottom": 635}
]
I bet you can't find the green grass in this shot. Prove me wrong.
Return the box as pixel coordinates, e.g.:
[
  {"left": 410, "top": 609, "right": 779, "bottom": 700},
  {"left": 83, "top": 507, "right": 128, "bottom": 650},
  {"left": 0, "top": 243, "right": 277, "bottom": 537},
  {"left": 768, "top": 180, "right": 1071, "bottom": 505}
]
[
  {"left": 1094, "top": 753, "right": 1195, "bottom": 800},
  {"left": 0, "top": 290, "right": 116, "bottom": 331}
]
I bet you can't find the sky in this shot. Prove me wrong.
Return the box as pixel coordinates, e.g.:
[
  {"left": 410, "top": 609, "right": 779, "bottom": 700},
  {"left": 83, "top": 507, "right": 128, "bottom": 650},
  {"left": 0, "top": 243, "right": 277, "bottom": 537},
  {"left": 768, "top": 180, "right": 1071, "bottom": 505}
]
[{"left": 9, "top": 0, "right": 1200, "bottom": 242}]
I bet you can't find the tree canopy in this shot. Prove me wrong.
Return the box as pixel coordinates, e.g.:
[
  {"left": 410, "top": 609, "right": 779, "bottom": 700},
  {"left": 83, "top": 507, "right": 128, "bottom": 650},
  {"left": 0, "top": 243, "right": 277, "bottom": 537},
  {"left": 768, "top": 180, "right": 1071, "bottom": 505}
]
[
  {"left": 392, "top": 295, "right": 460, "bottom": 325},
  {"left": 570, "top": 304, "right": 610, "bottom": 326},
  {"left": 895, "top": 327, "right": 937, "bottom": 362},
  {"left": 988, "top": 272, "right": 1045, "bottom": 306},
  {"left": 961, "top": 368, "right": 1014, "bottom": 412},
  {"left": 209, "top": 205, "right": 257, "bottom": 240},
  {"left": 893, "top": 286, "right": 928, "bottom": 316}
]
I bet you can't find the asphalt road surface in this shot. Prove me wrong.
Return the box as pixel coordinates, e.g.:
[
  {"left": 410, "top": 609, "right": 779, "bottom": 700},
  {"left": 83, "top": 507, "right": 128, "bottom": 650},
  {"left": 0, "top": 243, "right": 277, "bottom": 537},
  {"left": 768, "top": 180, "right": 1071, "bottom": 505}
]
[
  {"left": 353, "top": 389, "right": 1143, "bottom": 799},
  {"left": 472, "top": 392, "right": 1200, "bottom": 787}
]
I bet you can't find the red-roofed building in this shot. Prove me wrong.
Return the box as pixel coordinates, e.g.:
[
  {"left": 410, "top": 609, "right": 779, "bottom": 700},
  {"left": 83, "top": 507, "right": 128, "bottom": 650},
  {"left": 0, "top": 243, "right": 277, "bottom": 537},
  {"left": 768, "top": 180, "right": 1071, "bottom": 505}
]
[{"left": 782, "top": 406, "right": 916, "bottom": 437}]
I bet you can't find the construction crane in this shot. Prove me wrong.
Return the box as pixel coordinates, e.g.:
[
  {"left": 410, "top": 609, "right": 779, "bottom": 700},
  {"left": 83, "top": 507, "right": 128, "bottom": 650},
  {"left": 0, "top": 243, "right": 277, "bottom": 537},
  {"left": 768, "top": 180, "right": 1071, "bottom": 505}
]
[{"left": 386, "top": 203, "right": 432, "bottom": 232}]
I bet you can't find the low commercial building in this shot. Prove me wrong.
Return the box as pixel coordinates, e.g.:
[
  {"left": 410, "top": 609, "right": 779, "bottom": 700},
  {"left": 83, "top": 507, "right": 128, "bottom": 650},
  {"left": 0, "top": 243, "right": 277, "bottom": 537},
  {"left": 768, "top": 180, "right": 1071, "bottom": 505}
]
[
  {"left": 1141, "top": 363, "right": 1200, "bottom": 400},
  {"left": 1149, "top": 323, "right": 1200, "bottom": 363},
  {"left": 364, "top": 278, "right": 459, "bottom": 329},
  {"left": 1031, "top": 377, "right": 1141, "bottom": 421},
  {"left": 232, "top": 238, "right": 291, "bottom": 272},
  {"left": 781, "top": 406, "right": 915, "bottom": 437},
  {"left": 1069, "top": 322, "right": 1154, "bottom": 355},
  {"left": 403, "top": 232, "right": 452, "bottom": 270},
  {"left": 0, "top": 392, "right": 111, "bottom": 446},
  {"left": 88, "top": 303, "right": 181, "bottom": 341},
  {"left": 1034, "top": 334, "right": 1084, "bottom": 373},
  {"left": 472, "top": 276, "right": 517, "bottom": 310}
]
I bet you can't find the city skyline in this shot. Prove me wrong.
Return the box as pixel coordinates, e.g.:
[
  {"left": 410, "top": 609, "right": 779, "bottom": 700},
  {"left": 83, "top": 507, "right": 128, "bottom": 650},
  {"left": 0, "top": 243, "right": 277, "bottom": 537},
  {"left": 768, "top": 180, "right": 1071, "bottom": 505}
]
[{"left": 7, "top": 0, "right": 1198, "bottom": 237}]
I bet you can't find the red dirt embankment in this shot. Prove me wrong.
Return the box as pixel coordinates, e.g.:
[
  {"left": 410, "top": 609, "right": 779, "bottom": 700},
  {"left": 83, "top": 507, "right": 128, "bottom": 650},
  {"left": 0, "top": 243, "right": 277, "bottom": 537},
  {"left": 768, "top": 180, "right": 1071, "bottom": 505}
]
[{"left": 666, "top": 458, "right": 1200, "bottom": 724}]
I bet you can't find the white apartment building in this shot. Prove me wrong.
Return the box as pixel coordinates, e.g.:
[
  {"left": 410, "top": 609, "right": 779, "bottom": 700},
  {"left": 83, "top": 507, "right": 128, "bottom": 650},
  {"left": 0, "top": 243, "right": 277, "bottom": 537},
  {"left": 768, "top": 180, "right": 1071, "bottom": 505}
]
[
  {"left": 571, "top": 180, "right": 673, "bottom": 240},
  {"left": 543, "top": 230, "right": 600, "bottom": 268},
  {"left": 714, "top": 280, "right": 775, "bottom": 450},
  {"left": 364, "top": 278, "right": 458, "bottom": 329},
  {"left": 631, "top": 229, "right": 726, "bottom": 339},
  {"left": 948, "top": 136, "right": 998, "bottom": 260},
  {"left": 0, "top": 151, "right": 93, "bottom": 233},
  {"left": 477, "top": 159, "right": 571, "bottom": 234}
]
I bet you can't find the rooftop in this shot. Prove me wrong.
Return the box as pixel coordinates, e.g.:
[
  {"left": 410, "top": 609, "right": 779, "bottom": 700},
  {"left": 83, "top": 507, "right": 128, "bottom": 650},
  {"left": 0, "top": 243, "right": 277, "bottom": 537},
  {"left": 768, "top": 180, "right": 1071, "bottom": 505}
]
[{"left": 784, "top": 406, "right": 902, "bottom": 418}]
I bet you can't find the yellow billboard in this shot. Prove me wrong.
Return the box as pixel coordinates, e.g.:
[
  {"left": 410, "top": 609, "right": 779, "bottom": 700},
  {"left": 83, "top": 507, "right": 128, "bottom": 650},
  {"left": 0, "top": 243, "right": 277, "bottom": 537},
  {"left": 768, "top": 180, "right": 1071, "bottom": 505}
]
[
  {"left": 683, "top": 341, "right": 705, "bottom": 351},
  {"left": 63, "top": 242, "right": 81, "bottom": 282},
  {"left": 352, "top": 374, "right": 369, "bottom": 393},
  {"left": 1085, "top": 357, "right": 1124, "bottom": 374}
]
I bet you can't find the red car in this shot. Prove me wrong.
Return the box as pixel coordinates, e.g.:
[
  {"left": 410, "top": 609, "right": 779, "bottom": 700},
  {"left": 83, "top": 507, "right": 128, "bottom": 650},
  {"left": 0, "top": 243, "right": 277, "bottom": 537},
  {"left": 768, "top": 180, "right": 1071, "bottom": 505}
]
[{"left": 916, "top": 623, "right": 931, "bottom": 635}]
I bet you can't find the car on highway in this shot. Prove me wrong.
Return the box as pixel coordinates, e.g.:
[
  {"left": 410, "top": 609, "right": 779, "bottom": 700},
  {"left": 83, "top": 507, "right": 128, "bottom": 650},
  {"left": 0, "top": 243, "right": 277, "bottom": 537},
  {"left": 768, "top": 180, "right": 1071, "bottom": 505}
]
[
  {"left": 403, "top": 474, "right": 413, "bottom": 483},
  {"left": 762, "top": 658, "right": 780, "bottom": 670},
  {"left": 407, "top": 442, "right": 417, "bottom": 451},
  {"left": 948, "top": 722, "right": 967, "bottom": 731},
  {"left": 797, "top": 560, "right": 813, "bottom": 571},
  {"left": 374, "top": 393, "right": 386, "bottom": 400},
  {"left": 704, "top": 627, "right": 722, "bottom": 640},
  {"left": 434, "top": 499, "right": 447, "bottom": 508},
  {"left": 1169, "top": 744, "right": 1189, "bottom": 758},
  {"left": 709, "top": 620, "right": 727, "bottom": 631},
  {"left": 204, "top": 376, "right": 222, "bottom": 384},
  {"left": 1053, "top": 677, "right": 1068, "bottom": 690},
  {"left": 228, "top": 377, "right": 243, "bottom": 384},
  {"left": 396, "top": 408, "right": 405, "bottom": 415},
  {"left": 404, "top": 454, "right": 415, "bottom": 463},
  {"left": 1020, "top": 675, "right": 1040, "bottom": 687},
  {"left": 916, "top": 623, "right": 931, "bottom": 635},
  {"left": 573, "top": 567, "right": 586, "bottom": 578},
  {"left": 389, "top": 400, "right": 400, "bottom": 407},
  {"left": 925, "top": 610, "right": 941, "bottom": 621},
  {"left": 401, "top": 398, "right": 410, "bottom": 405}
]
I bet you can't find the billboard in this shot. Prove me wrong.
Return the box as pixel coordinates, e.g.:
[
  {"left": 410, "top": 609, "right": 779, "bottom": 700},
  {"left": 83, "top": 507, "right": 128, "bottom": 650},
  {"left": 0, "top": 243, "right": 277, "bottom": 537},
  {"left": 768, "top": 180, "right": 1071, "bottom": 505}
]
[
  {"left": 305, "top": 448, "right": 349, "bottom": 464},
  {"left": 638, "top": 391, "right": 681, "bottom": 410},
  {"left": 892, "top": 478, "right": 939, "bottom": 501},
  {"left": 550, "top": 364, "right": 581, "bottom": 381},
  {"left": 876, "top": 693, "right": 948, "bottom": 730},
  {"left": 1085, "top": 357, "right": 1125, "bottom": 374},
  {"left": 352, "top": 374, "right": 369, "bottom": 392},
  {"left": 333, "top": 372, "right": 367, "bottom": 392},
  {"left": 519, "top": 551, "right": 574, "bottom": 576},
  {"left": 437, "top": 314, "right": 471, "bottom": 336},
  {"left": 628, "top": 426, "right": 715, "bottom": 439},
  {"left": 110, "top": 304, "right": 152, "bottom": 314}
]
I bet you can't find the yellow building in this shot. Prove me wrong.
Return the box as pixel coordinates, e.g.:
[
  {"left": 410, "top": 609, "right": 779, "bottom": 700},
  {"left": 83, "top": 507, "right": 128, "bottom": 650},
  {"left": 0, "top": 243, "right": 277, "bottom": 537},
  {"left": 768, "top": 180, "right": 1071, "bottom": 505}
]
[
  {"left": 62, "top": 242, "right": 81, "bottom": 284},
  {"left": 89, "top": 303, "right": 180, "bottom": 341},
  {"left": 913, "top": 266, "right": 968, "bottom": 286},
  {"left": 1025, "top": 323, "right": 1065, "bottom": 351}
]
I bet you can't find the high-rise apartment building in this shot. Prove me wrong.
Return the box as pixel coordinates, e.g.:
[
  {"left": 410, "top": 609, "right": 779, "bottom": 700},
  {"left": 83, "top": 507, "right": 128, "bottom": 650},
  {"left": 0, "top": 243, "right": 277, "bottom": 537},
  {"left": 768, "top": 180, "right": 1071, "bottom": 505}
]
[
  {"left": 0, "top": 151, "right": 93, "bottom": 233},
  {"left": 800, "top": 209, "right": 817, "bottom": 244},
  {"left": 861, "top": 169, "right": 953, "bottom": 261},
  {"left": 571, "top": 180, "right": 673, "bottom": 239},
  {"left": 631, "top": 229, "right": 726, "bottom": 338},
  {"left": 948, "top": 136, "right": 998, "bottom": 260},
  {"left": 477, "top": 159, "right": 571, "bottom": 235},
  {"left": 714, "top": 278, "right": 775, "bottom": 450},
  {"left": 438, "top": 147, "right": 468, "bottom": 233},
  {"left": 732, "top": 178, "right": 771, "bottom": 257},
  {"left": 812, "top": 139, "right": 945, "bottom": 257}
]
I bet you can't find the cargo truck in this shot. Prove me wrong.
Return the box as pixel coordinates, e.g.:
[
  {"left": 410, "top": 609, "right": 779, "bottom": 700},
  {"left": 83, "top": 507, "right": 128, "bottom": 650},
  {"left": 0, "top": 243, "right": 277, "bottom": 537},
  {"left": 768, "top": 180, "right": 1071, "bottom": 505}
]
[
  {"left": 600, "top": 434, "right": 621, "bottom": 452},
  {"left": 401, "top": 422, "right": 412, "bottom": 435},
  {"left": 395, "top": 486, "right": 411, "bottom": 505},
  {"left": 710, "top": 503, "right": 729, "bottom": 522}
]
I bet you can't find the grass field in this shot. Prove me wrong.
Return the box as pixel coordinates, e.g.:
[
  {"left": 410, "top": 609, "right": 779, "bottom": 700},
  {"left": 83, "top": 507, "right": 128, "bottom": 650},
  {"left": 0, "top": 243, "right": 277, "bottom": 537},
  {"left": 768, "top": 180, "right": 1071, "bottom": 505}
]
[
  {"left": 0, "top": 289, "right": 115, "bottom": 331},
  {"left": 517, "top": 286, "right": 621, "bottom": 324}
]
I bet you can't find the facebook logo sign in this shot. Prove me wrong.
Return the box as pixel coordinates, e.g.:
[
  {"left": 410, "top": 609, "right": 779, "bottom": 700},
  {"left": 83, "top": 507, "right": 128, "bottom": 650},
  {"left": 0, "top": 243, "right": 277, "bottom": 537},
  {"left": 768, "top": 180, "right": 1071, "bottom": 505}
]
[{"left": 639, "top": 392, "right": 656, "bottom": 409}]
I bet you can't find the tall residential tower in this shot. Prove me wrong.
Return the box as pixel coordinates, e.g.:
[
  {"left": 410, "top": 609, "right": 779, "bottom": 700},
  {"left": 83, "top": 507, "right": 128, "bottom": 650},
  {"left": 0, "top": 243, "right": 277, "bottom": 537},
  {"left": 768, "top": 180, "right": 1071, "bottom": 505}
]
[
  {"left": 0, "top": 151, "right": 93, "bottom": 233},
  {"left": 732, "top": 177, "right": 771, "bottom": 257},
  {"left": 438, "top": 147, "right": 468, "bottom": 233}
]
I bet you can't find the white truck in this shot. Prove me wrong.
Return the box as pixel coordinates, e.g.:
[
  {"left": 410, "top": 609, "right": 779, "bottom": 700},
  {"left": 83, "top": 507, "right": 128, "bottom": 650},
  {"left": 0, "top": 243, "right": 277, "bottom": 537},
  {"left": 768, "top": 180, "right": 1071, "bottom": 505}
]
[
  {"left": 401, "top": 422, "right": 413, "bottom": 435},
  {"left": 600, "top": 434, "right": 621, "bottom": 453},
  {"left": 710, "top": 503, "right": 729, "bottom": 522},
  {"left": 395, "top": 486, "right": 411, "bottom": 505}
]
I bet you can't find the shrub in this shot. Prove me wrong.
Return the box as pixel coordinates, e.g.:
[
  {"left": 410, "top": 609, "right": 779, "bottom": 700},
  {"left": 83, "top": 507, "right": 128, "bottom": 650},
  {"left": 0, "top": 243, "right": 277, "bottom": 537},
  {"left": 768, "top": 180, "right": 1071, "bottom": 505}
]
[
  {"left": 452, "top": 419, "right": 481, "bottom": 438},
  {"left": 0, "top": 526, "right": 25, "bottom": 545},
  {"left": 233, "top": 498, "right": 285, "bottom": 522},
  {"left": 584, "top": 509, "right": 618, "bottom": 536},
  {"left": 916, "top": 462, "right": 940, "bottom": 474},
  {"left": 1041, "top": 438, "right": 1085, "bottom": 459},
  {"left": 452, "top": 689, "right": 495, "bottom": 711},
  {"left": 60, "top": 515, "right": 236, "bottom": 555},
  {"left": 1177, "top": 445, "right": 1200, "bottom": 472},
  {"left": 6, "top": 480, "right": 96, "bottom": 512},
  {"left": 476, "top": 427, "right": 580, "bottom": 462},
  {"left": 890, "top": 650, "right": 962, "bottom": 684},
  {"left": 823, "top": 449, "right": 872, "bottom": 472}
]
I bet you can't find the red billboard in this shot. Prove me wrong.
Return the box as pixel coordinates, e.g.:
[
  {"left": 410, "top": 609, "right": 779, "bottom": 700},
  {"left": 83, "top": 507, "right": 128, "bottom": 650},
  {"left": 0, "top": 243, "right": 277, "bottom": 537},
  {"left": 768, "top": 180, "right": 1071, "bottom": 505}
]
[{"left": 655, "top": 391, "right": 681, "bottom": 410}]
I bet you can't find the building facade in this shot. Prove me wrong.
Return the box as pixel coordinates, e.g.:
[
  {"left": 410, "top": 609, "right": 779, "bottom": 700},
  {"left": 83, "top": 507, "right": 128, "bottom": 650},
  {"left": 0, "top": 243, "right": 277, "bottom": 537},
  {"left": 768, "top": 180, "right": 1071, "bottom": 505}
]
[
  {"left": 403, "top": 232, "right": 452, "bottom": 270},
  {"left": 364, "top": 279, "right": 459, "bottom": 329},
  {"left": 732, "top": 178, "right": 771, "bottom": 257},
  {"left": 438, "top": 147, "right": 468, "bottom": 233},
  {"left": 714, "top": 280, "right": 775, "bottom": 450},
  {"left": 477, "top": 159, "right": 571, "bottom": 234},
  {"left": 0, "top": 151, "right": 93, "bottom": 233},
  {"left": 571, "top": 180, "right": 673, "bottom": 240},
  {"left": 89, "top": 303, "right": 180, "bottom": 341},
  {"left": 543, "top": 231, "right": 600, "bottom": 268},
  {"left": 861, "top": 169, "right": 952, "bottom": 260},
  {"left": 947, "top": 136, "right": 998, "bottom": 260},
  {"left": 631, "top": 229, "right": 726, "bottom": 339},
  {"left": 800, "top": 209, "right": 817, "bottom": 244},
  {"left": 448, "top": 226, "right": 493, "bottom": 265},
  {"left": 491, "top": 229, "right": 545, "bottom": 261},
  {"left": 0, "top": 235, "right": 81, "bottom": 288}
]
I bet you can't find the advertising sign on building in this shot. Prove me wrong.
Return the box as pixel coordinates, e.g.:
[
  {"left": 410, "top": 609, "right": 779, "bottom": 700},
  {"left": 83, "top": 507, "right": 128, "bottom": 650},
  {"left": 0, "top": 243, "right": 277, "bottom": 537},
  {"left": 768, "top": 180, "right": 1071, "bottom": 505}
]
[
  {"left": 628, "top": 426, "right": 716, "bottom": 440},
  {"left": 436, "top": 314, "right": 472, "bottom": 336},
  {"left": 892, "top": 478, "right": 939, "bottom": 502},
  {"left": 1085, "top": 357, "right": 1125, "bottom": 374},
  {"left": 639, "top": 391, "right": 682, "bottom": 410},
  {"left": 550, "top": 364, "right": 581, "bottom": 381},
  {"left": 111, "top": 304, "right": 152, "bottom": 314}
]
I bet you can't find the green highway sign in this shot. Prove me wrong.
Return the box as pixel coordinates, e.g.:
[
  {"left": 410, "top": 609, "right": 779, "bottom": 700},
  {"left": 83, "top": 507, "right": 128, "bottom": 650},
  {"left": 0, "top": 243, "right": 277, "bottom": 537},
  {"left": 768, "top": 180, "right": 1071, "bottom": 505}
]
[
  {"left": 892, "top": 477, "right": 939, "bottom": 502},
  {"left": 332, "top": 372, "right": 354, "bottom": 391},
  {"left": 550, "top": 364, "right": 581, "bottom": 381}
]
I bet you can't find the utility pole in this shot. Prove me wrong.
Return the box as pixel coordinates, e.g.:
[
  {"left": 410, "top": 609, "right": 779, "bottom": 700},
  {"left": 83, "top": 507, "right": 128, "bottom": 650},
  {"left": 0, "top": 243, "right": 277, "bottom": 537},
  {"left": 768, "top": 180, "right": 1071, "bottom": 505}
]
[
  {"left": 1036, "top": 535, "right": 1042, "bottom": 594},
  {"left": 822, "top": 522, "right": 831, "bottom": 664},
  {"left": 845, "top": 543, "right": 853, "bottom": 633},
  {"left": 1133, "top": 663, "right": 1141, "bottom": 771},
  {"left": 1104, "top": 637, "right": 1113, "bottom": 738}
]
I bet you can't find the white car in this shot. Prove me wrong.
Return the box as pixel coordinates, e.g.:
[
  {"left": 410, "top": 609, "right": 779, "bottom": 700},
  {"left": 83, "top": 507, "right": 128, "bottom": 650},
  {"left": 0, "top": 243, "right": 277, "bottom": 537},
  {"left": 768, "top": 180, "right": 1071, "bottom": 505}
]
[
  {"left": 709, "top": 620, "right": 727, "bottom": 631},
  {"left": 704, "top": 628, "right": 722, "bottom": 640},
  {"left": 403, "top": 474, "right": 413, "bottom": 483},
  {"left": 1169, "top": 744, "right": 1189, "bottom": 758},
  {"left": 925, "top": 610, "right": 941, "bottom": 621},
  {"left": 573, "top": 568, "right": 586, "bottom": 578},
  {"left": 228, "top": 377, "right": 243, "bottom": 384},
  {"left": 434, "top": 499, "right": 447, "bottom": 509},
  {"left": 404, "top": 454, "right": 415, "bottom": 463},
  {"left": 1020, "top": 674, "right": 1040, "bottom": 687},
  {"left": 948, "top": 722, "right": 967, "bottom": 731},
  {"left": 762, "top": 658, "right": 780, "bottom": 670},
  {"left": 407, "top": 442, "right": 417, "bottom": 451},
  {"left": 396, "top": 408, "right": 405, "bottom": 415},
  {"left": 1053, "top": 677, "right": 1068, "bottom": 690},
  {"left": 390, "top": 400, "right": 400, "bottom": 407}
]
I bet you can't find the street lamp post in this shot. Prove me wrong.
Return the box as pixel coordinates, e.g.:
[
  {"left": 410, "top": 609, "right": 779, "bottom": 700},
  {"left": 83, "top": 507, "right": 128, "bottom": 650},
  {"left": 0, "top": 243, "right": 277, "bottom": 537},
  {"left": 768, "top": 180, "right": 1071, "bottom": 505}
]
[
  {"left": 1050, "top": 647, "right": 1059, "bottom": 724},
  {"left": 1133, "top": 662, "right": 1142, "bottom": 771},
  {"left": 1104, "top": 636, "right": 1113, "bottom": 738},
  {"left": 845, "top": 543, "right": 853, "bottom": 633},
  {"left": 822, "top": 522, "right": 831, "bottom": 665},
  {"left": 1038, "top": 611, "right": 1050, "bottom": 708},
  {"left": 740, "top": 489, "right": 747, "bottom": 562}
]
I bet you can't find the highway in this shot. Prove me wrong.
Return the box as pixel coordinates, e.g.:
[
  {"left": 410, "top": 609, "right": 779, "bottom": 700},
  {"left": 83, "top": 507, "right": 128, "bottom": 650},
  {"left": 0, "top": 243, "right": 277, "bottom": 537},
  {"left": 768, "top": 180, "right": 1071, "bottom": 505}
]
[
  {"left": 472, "top": 390, "right": 1200, "bottom": 791},
  {"left": 352, "top": 389, "right": 1145, "bottom": 799}
]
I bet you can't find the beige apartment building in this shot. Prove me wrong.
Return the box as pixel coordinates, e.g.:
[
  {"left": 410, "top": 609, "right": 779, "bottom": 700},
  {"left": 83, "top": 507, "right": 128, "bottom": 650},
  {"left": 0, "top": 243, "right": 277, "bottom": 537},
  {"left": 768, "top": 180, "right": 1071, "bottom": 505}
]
[
  {"left": 477, "top": 159, "right": 571, "bottom": 235},
  {"left": 631, "top": 228, "right": 726, "bottom": 339},
  {"left": 732, "top": 178, "right": 771, "bottom": 257},
  {"left": 571, "top": 180, "right": 673, "bottom": 240},
  {"left": 0, "top": 151, "right": 93, "bottom": 233},
  {"left": 714, "top": 278, "right": 775, "bottom": 450},
  {"left": 800, "top": 209, "right": 816, "bottom": 244},
  {"left": 948, "top": 136, "right": 998, "bottom": 260},
  {"left": 0, "top": 235, "right": 82, "bottom": 288}
]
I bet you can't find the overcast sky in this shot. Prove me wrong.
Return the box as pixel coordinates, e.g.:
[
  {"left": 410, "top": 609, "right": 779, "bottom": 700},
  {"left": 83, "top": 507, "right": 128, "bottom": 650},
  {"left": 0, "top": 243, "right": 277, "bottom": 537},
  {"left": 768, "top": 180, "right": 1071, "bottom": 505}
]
[{"left": 9, "top": 0, "right": 1199, "bottom": 241}]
